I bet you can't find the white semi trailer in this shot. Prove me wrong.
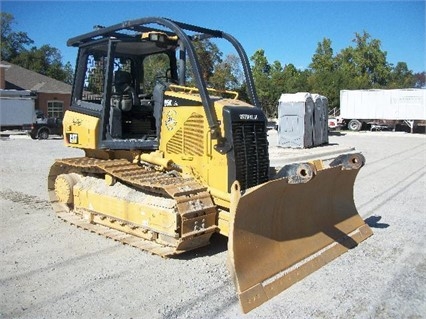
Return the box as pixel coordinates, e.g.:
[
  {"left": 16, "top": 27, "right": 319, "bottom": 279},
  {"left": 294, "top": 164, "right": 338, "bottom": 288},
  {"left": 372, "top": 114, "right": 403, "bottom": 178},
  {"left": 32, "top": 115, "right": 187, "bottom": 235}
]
[{"left": 339, "top": 89, "right": 426, "bottom": 132}]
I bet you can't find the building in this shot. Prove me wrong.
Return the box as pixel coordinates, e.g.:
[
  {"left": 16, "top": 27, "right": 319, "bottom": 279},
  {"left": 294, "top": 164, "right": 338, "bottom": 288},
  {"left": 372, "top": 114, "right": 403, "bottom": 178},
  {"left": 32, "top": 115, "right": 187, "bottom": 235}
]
[{"left": 0, "top": 61, "right": 71, "bottom": 119}]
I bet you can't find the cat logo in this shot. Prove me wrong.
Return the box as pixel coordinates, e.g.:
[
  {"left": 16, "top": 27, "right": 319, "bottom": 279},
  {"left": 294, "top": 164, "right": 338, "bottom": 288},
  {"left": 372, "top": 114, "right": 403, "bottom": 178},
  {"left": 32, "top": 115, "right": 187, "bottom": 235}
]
[
  {"left": 67, "top": 133, "right": 79, "bottom": 144},
  {"left": 165, "top": 110, "right": 178, "bottom": 131}
]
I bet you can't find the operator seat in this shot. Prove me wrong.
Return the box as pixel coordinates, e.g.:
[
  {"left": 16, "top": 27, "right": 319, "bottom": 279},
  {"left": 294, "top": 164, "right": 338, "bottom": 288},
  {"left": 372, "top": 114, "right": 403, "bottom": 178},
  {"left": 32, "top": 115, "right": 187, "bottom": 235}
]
[
  {"left": 112, "top": 70, "right": 140, "bottom": 111},
  {"left": 109, "top": 71, "right": 139, "bottom": 138}
]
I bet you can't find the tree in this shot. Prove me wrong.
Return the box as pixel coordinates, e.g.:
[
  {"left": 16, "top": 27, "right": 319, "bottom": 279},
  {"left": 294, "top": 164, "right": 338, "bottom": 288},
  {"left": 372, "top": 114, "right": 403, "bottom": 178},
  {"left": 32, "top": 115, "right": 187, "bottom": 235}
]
[
  {"left": 305, "top": 31, "right": 416, "bottom": 109},
  {"left": 413, "top": 72, "right": 425, "bottom": 88},
  {"left": 388, "top": 62, "right": 416, "bottom": 88},
  {"left": 250, "top": 49, "right": 276, "bottom": 116},
  {"left": 1, "top": 12, "right": 73, "bottom": 84},
  {"left": 86, "top": 56, "right": 107, "bottom": 94},
  {"left": 192, "top": 39, "right": 222, "bottom": 84},
  {"left": 338, "top": 31, "right": 391, "bottom": 88},
  {"left": 1, "top": 12, "right": 33, "bottom": 61},
  {"left": 63, "top": 62, "right": 74, "bottom": 85},
  {"left": 250, "top": 50, "right": 314, "bottom": 116},
  {"left": 209, "top": 54, "right": 241, "bottom": 90},
  {"left": 268, "top": 60, "right": 285, "bottom": 106},
  {"left": 11, "top": 44, "right": 72, "bottom": 83},
  {"left": 142, "top": 53, "right": 170, "bottom": 91},
  {"left": 281, "top": 63, "right": 307, "bottom": 93},
  {"left": 308, "top": 38, "right": 342, "bottom": 108},
  {"left": 310, "top": 38, "right": 335, "bottom": 73},
  {"left": 269, "top": 62, "right": 311, "bottom": 117}
]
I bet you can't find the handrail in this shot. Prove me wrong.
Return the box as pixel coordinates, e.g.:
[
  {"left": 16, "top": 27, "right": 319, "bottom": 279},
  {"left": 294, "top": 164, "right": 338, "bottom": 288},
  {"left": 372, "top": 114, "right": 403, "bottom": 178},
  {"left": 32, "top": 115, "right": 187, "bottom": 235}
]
[{"left": 168, "top": 84, "right": 239, "bottom": 100}]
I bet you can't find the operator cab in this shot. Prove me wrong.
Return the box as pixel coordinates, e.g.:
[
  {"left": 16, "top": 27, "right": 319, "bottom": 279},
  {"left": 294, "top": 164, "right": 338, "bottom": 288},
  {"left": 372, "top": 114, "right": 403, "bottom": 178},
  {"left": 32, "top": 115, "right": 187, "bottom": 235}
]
[
  {"left": 70, "top": 32, "right": 180, "bottom": 150},
  {"left": 67, "top": 18, "right": 262, "bottom": 152}
]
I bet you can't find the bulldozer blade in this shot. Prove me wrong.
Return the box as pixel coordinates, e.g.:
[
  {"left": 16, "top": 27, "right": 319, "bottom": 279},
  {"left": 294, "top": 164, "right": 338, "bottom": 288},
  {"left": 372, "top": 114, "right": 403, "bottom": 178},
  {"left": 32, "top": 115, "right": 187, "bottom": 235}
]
[{"left": 228, "top": 158, "right": 373, "bottom": 313}]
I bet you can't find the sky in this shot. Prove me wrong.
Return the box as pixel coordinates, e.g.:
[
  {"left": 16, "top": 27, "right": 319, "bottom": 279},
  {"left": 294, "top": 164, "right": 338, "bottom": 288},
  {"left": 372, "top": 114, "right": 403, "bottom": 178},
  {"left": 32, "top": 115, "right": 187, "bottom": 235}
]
[{"left": 2, "top": 1, "right": 425, "bottom": 73}]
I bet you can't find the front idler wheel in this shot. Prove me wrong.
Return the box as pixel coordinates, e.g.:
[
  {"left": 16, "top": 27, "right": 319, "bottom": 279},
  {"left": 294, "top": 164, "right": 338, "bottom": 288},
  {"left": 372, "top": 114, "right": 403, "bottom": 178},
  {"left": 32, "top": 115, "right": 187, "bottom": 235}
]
[{"left": 54, "top": 173, "right": 81, "bottom": 204}]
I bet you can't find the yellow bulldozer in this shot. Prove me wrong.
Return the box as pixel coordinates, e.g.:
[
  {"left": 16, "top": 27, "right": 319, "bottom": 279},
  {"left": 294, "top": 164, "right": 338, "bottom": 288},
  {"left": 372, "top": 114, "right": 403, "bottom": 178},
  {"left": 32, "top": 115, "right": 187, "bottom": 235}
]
[{"left": 48, "top": 17, "right": 372, "bottom": 313}]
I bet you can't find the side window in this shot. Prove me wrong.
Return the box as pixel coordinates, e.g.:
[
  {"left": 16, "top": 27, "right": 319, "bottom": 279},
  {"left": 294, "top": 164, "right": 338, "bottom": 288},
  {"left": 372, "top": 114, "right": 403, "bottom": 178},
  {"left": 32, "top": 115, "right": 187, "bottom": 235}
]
[
  {"left": 113, "top": 58, "right": 132, "bottom": 73},
  {"left": 82, "top": 54, "right": 107, "bottom": 103},
  {"left": 143, "top": 53, "right": 170, "bottom": 93},
  {"left": 111, "top": 57, "right": 133, "bottom": 93},
  {"left": 82, "top": 54, "right": 134, "bottom": 103}
]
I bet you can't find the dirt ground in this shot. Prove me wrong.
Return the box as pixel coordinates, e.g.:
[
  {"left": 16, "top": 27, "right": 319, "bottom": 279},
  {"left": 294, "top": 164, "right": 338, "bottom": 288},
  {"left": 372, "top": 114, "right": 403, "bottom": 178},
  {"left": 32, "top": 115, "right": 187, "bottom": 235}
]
[{"left": 1, "top": 131, "right": 425, "bottom": 319}]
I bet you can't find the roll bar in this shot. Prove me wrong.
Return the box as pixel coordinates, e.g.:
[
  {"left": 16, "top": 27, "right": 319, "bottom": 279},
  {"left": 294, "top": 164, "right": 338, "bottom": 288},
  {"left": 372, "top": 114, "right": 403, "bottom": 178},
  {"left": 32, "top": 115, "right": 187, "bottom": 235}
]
[{"left": 67, "top": 17, "right": 261, "bottom": 138}]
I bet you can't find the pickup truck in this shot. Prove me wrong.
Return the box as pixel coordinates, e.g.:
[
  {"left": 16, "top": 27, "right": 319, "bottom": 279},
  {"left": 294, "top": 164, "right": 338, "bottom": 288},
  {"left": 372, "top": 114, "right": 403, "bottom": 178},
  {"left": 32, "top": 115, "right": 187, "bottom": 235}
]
[{"left": 24, "top": 116, "right": 63, "bottom": 139}]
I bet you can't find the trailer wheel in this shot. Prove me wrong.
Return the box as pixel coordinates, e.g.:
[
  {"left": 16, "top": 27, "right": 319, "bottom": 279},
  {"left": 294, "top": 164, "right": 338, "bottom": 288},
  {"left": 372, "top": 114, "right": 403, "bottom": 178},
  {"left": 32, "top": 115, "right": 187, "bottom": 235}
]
[{"left": 348, "top": 119, "right": 362, "bottom": 131}]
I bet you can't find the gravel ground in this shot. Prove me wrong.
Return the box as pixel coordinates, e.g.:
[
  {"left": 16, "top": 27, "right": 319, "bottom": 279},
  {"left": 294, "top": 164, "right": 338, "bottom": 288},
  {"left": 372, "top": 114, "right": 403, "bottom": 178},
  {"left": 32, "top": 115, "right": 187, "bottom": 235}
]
[{"left": 1, "top": 131, "right": 425, "bottom": 319}]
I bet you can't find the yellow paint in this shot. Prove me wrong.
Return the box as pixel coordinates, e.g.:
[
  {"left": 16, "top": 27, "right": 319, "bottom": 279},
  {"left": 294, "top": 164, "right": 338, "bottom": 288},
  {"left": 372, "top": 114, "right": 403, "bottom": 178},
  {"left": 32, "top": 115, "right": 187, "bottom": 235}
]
[
  {"left": 158, "top": 90, "right": 253, "bottom": 207},
  {"left": 104, "top": 174, "right": 116, "bottom": 186},
  {"left": 63, "top": 111, "right": 100, "bottom": 149},
  {"left": 73, "top": 184, "right": 178, "bottom": 237}
]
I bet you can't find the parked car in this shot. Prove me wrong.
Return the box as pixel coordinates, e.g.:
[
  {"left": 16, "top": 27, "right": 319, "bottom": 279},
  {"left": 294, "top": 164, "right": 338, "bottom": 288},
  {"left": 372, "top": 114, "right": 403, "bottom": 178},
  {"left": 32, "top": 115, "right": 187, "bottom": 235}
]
[{"left": 24, "top": 117, "right": 63, "bottom": 139}]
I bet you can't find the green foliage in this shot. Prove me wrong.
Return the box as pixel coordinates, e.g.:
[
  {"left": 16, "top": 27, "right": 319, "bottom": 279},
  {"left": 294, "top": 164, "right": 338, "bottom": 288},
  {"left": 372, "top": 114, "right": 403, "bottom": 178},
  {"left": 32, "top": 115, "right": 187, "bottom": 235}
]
[
  {"left": 305, "top": 31, "right": 418, "bottom": 110},
  {"left": 1, "top": 12, "right": 73, "bottom": 84},
  {"left": 250, "top": 50, "right": 276, "bottom": 116},
  {"left": 190, "top": 30, "right": 422, "bottom": 116},
  {"left": 413, "top": 72, "right": 426, "bottom": 88},
  {"left": 209, "top": 54, "right": 241, "bottom": 90},
  {"left": 86, "top": 56, "right": 107, "bottom": 94},
  {"left": 1, "top": 12, "right": 33, "bottom": 61},
  {"left": 248, "top": 30, "right": 421, "bottom": 116},
  {"left": 308, "top": 38, "right": 342, "bottom": 109},
  {"left": 192, "top": 39, "right": 222, "bottom": 84},
  {"left": 310, "top": 38, "right": 334, "bottom": 72},
  {"left": 388, "top": 62, "right": 416, "bottom": 88},
  {"left": 337, "top": 31, "right": 391, "bottom": 88},
  {"left": 2, "top": 11, "right": 422, "bottom": 114},
  {"left": 11, "top": 44, "right": 72, "bottom": 83},
  {"left": 142, "top": 53, "right": 170, "bottom": 92}
]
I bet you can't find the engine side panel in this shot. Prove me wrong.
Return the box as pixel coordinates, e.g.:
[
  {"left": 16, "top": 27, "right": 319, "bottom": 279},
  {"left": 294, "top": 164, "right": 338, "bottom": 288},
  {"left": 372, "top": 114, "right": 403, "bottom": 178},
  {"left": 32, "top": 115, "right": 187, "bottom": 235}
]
[{"left": 63, "top": 110, "right": 100, "bottom": 149}]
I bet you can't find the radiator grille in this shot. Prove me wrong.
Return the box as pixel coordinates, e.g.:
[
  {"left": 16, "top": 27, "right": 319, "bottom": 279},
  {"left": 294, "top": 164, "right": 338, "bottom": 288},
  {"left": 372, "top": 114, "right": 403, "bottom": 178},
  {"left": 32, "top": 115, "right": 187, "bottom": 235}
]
[
  {"left": 166, "top": 113, "right": 204, "bottom": 156},
  {"left": 232, "top": 121, "right": 269, "bottom": 190}
]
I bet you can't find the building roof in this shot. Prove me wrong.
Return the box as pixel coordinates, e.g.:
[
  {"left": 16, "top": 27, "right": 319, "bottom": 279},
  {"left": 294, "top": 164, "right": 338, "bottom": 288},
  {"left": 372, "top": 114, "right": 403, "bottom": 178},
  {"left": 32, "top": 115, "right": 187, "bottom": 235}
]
[{"left": 1, "top": 61, "right": 72, "bottom": 94}]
